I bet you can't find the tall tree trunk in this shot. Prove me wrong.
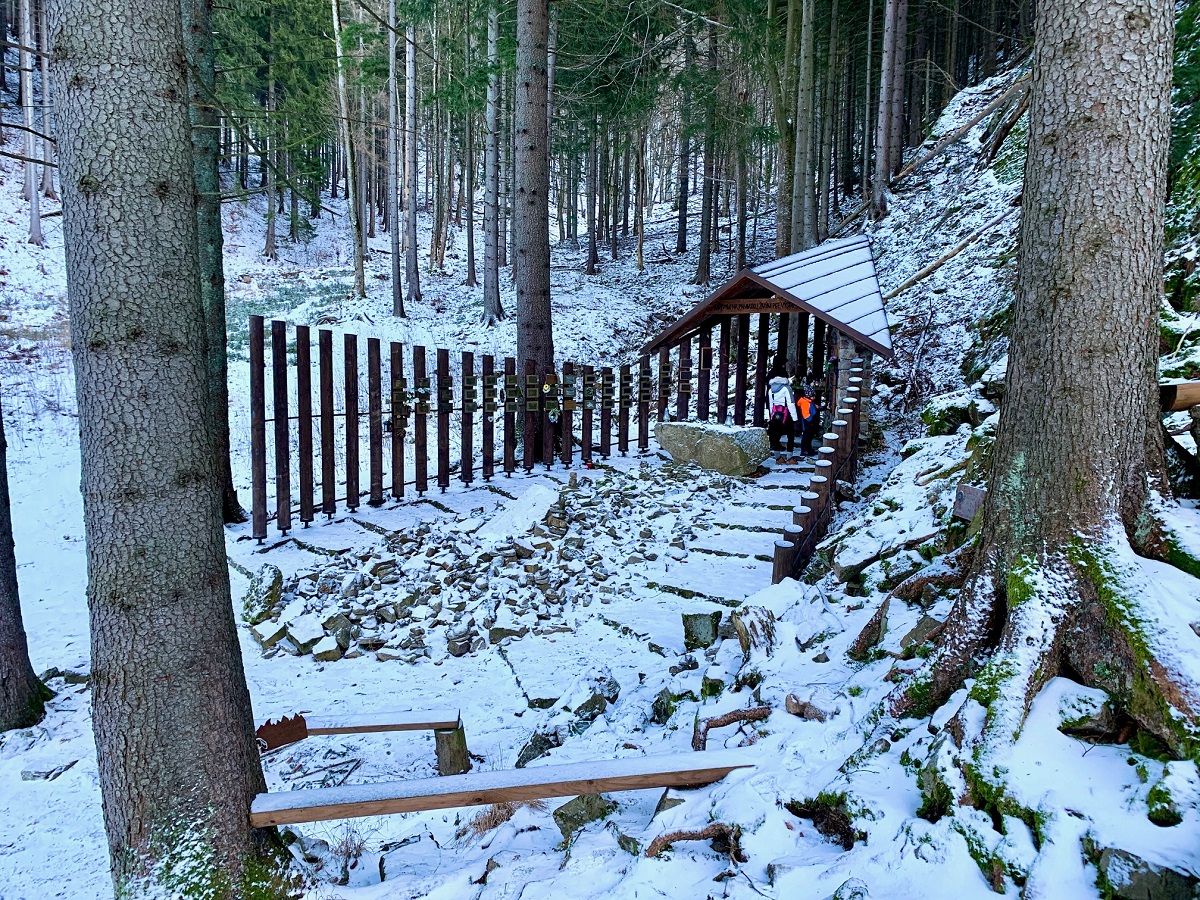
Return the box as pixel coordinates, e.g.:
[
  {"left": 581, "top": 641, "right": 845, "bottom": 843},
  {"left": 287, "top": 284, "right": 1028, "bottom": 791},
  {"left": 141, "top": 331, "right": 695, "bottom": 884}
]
[
  {"left": 790, "top": 0, "right": 816, "bottom": 251},
  {"left": 816, "top": 0, "right": 840, "bottom": 242},
  {"left": 262, "top": 32, "right": 277, "bottom": 261},
  {"left": 887, "top": 0, "right": 909, "bottom": 174},
  {"left": 387, "top": 0, "right": 404, "bottom": 315},
  {"left": 38, "top": 0, "right": 56, "bottom": 199},
  {"left": 585, "top": 120, "right": 598, "bottom": 275},
  {"left": 871, "top": 0, "right": 900, "bottom": 218},
  {"left": 46, "top": 0, "right": 278, "bottom": 891},
  {"left": 404, "top": 23, "right": 421, "bottom": 303},
  {"left": 692, "top": 25, "right": 718, "bottom": 285},
  {"left": 635, "top": 128, "right": 646, "bottom": 272},
  {"left": 0, "top": 389, "right": 50, "bottom": 732},
  {"left": 513, "top": 0, "right": 554, "bottom": 378},
  {"left": 675, "top": 35, "right": 693, "bottom": 254},
  {"left": 482, "top": 0, "right": 504, "bottom": 324},
  {"left": 331, "top": 0, "right": 366, "bottom": 297},
  {"left": 888, "top": 0, "right": 1191, "bottom": 780},
  {"left": 20, "top": 0, "right": 43, "bottom": 246},
  {"left": 182, "top": 0, "right": 243, "bottom": 523}
]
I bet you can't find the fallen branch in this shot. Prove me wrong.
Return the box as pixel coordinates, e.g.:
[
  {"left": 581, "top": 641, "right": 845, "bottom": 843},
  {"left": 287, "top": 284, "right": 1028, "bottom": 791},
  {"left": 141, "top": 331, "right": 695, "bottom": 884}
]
[
  {"left": 644, "top": 822, "right": 746, "bottom": 861},
  {"left": 883, "top": 202, "right": 1019, "bottom": 301},
  {"left": 692, "top": 706, "right": 771, "bottom": 751}
]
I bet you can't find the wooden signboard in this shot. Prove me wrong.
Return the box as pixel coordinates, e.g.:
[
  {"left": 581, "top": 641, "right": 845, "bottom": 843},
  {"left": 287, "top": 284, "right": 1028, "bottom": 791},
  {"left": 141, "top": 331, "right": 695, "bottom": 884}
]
[{"left": 953, "top": 483, "right": 986, "bottom": 522}]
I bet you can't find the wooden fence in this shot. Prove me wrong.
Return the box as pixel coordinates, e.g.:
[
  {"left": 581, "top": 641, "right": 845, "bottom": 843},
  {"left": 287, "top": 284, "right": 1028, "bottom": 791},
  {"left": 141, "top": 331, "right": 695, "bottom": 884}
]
[
  {"left": 770, "top": 361, "right": 870, "bottom": 584},
  {"left": 247, "top": 315, "right": 854, "bottom": 544}
]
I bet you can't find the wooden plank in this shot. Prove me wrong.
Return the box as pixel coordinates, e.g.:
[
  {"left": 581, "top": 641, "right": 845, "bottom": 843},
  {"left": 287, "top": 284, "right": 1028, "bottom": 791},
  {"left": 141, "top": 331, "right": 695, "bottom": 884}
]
[
  {"left": 271, "top": 320, "right": 292, "bottom": 532},
  {"left": 413, "top": 345, "right": 429, "bottom": 495},
  {"left": 954, "top": 483, "right": 986, "bottom": 522},
  {"left": 637, "top": 355, "right": 651, "bottom": 450},
  {"left": 542, "top": 370, "right": 558, "bottom": 469},
  {"left": 617, "top": 363, "right": 631, "bottom": 454},
  {"left": 523, "top": 359, "right": 538, "bottom": 471},
  {"left": 733, "top": 314, "right": 749, "bottom": 425},
  {"left": 436, "top": 348, "right": 451, "bottom": 492},
  {"left": 295, "top": 326, "right": 315, "bottom": 526},
  {"left": 250, "top": 751, "right": 754, "bottom": 827},
  {"left": 716, "top": 316, "right": 730, "bottom": 424},
  {"left": 461, "top": 351, "right": 475, "bottom": 484},
  {"left": 752, "top": 313, "right": 770, "bottom": 427},
  {"left": 581, "top": 364, "right": 594, "bottom": 463},
  {"left": 249, "top": 315, "right": 268, "bottom": 540},
  {"left": 503, "top": 357, "right": 517, "bottom": 475},
  {"left": 708, "top": 296, "right": 794, "bottom": 316},
  {"left": 344, "top": 334, "right": 360, "bottom": 510},
  {"left": 600, "top": 365, "right": 613, "bottom": 457},
  {"left": 657, "top": 347, "right": 670, "bottom": 422},
  {"left": 561, "top": 362, "right": 574, "bottom": 467},
  {"left": 389, "top": 342, "right": 405, "bottom": 500},
  {"left": 306, "top": 709, "right": 461, "bottom": 735},
  {"left": 677, "top": 336, "right": 691, "bottom": 421},
  {"left": 319, "top": 329, "right": 336, "bottom": 515},
  {"left": 482, "top": 355, "right": 496, "bottom": 480},
  {"left": 697, "top": 326, "right": 711, "bottom": 421},
  {"left": 367, "top": 338, "right": 384, "bottom": 506},
  {"left": 1161, "top": 381, "right": 1200, "bottom": 412}
]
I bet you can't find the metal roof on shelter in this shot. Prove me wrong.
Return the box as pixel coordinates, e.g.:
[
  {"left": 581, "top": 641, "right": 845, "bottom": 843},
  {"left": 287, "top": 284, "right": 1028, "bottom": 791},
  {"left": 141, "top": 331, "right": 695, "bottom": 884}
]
[{"left": 644, "top": 235, "right": 893, "bottom": 358}]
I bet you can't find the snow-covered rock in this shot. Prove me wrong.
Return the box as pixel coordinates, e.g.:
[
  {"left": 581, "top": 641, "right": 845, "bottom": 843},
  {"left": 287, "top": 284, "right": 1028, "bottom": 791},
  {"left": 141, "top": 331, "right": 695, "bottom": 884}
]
[{"left": 655, "top": 420, "right": 770, "bottom": 476}]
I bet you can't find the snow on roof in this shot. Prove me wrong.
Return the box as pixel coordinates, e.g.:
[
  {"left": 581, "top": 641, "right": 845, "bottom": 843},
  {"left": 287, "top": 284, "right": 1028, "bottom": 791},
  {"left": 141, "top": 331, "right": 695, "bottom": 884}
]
[{"left": 644, "top": 235, "right": 893, "bottom": 358}]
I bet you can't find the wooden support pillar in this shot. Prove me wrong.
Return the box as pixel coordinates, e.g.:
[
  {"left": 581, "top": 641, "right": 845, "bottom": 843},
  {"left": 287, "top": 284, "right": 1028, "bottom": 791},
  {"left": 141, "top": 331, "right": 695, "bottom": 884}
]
[
  {"left": 272, "top": 320, "right": 292, "bottom": 533},
  {"left": 482, "top": 354, "right": 495, "bottom": 480},
  {"left": 295, "top": 326, "right": 314, "bottom": 527},
  {"left": 319, "top": 329, "right": 336, "bottom": 514},
  {"left": 367, "top": 338, "right": 385, "bottom": 505},
  {"left": 561, "top": 362, "right": 575, "bottom": 468},
  {"left": 811, "top": 318, "right": 827, "bottom": 382},
  {"left": 503, "top": 357, "right": 517, "bottom": 476},
  {"left": 717, "top": 317, "right": 731, "bottom": 423},
  {"left": 657, "top": 347, "right": 671, "bottom": 422},
  {"left": 772, "top": 539, "right": 796, "bottom": 585},
  {"left": 436, "top": 348, "right": 451, "bottom": 492},
  {"left": 344, "top": 333, "right": 360, "bottom": 510},
  {"left": 638, "top": 355, "right": 651, "bottom": 449},
  {"left": 677, "top": 336, "right": 691, "bottom": 421},
  {"left": 461, "top": 351, "right": 475, "bottom": 484},
  {"left": 581, "top": 364, "right": 594, "bottom": 463},
  {"left": 797, "top": 311, "right": 810, "bottom": 377},
  {"left": 777, "top": 311, "right": 789, "bottom": 369},
  {"left": 697, "top": 326, "right": 712, "bottom": 421},
  {"left": 523, "top": 359, "right": 538, "bottom": 471},
  {"left": 733, "top": 314, "right": 749, "bottom": 425},
  {"left": 249, "top": 315, "right": 267, "bottom": 540},
  {"left": 752, "top": 313, "right": 770, "bottom": 427}
]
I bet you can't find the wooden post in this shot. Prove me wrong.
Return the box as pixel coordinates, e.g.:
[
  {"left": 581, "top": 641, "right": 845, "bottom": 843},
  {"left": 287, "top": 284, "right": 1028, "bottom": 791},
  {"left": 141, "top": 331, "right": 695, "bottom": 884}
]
[
  {"left": 523, "top": 359, "right": 538, "bottom": 471},
  {"left": 542, "top": 369, "right": 558, "bottom": 470},
  {"left": 783, "top": 524, "right": 803, "bottom": 573},
  {"left": 777, "top": 312, "right": 789, "bottom": 369},
  {"left": 697, "top": 326, "right": 711, "bottom": 421},
  {"left": 600, "top": 366, "right": 613, "bottom": 457},
  {"left": 319, "top": 329, "right": 336, "bottom": 515},
  {"left": 389, "top": 342, "right": 405, "bottom": 499},
  {"left": 434, "top": 723, "right": 471, "bottom": 776},
  {"left": 413, "top": 344, "right": 429, "bottom": 495},
  {"left": 676, "top": 336, "right": 691, "bottom": 421},
  {"left": 618, "top": 363, "right": 632, "bottom": 454},
  {"left": 482, "top": 354, "right": 496, "bottom": 480},
  {"left": 812, "top": 318, "right": 827, "bottom": 381},
  {"left": 752, "top": 313, "right": 769, "bottom": 427},
  {"left": 271, "top": 320, "right": 292, "bottom": 533},
  {"left": 657, "top": 347, "right": 670, "bottom": 422},
  {"left": 367, "top": 338, "right": 384, "bottom": 506},
  {"left": 637, "top": 355, "right": 651, "bottom": 450},
  {"left": 581, "top": 364, "right": 594, "bottom": 464},
  {"left": 296, "top": 325, "right": 314, "bottom": 526},
  {"left": 461, "top": 351, "right": 475, "bottom": 484},
  {"left": 249, "top": 315, "right": 267, "bottom": 541},
  {"left": 772, "top": 540, "right": 795, "bottom": 585},
  {"left": 503, "top": 357, "right": 518, "bottom": 476},
  {"left": 561, "top": 362, "right": 574, "bottom": 467},
  {"left": 733, "top": 314, "right": 749, "bottom": 425},
  {"left": 436, "top": 348, "right": 451, "bottom": 492},
  {"left": 813, "top": 458, "right": 834, "bottom": 528},
  {"left": 797, "top": 311, "right": 810, "bottom": 377},
  {"left": 344, "top": 334, "right": 360, "bottom": 511},
  {"left": 716, "top": 316, "right": 730, "bottom": 423}
]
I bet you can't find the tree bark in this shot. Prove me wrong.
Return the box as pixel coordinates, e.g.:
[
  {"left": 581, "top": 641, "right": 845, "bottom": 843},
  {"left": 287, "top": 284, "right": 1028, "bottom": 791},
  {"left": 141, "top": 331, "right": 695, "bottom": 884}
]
[
  {"left": 405, "top": 24, "right": 421, "bottom": 303},
  {"left": 20, "top": 0, "right": 43, "bottom": 246},
  {"left": 387, "top": 0, "right": 404, "bottom": 315},
  {"left": 331, "top": 0, "right": 366, "bottom": 297},
  {"left": 675, "top": 34, "right": 693, "bottom": 255},
  {"left": 482, "top": 0, "right": 504, "bottom": 323},
  {"left": 46, "top": 0, "right": 277, "bottom": 891},
  {"left": 871, "top": 0, "right": 900, "bottom": 218},
  {"left": 0, "top": 389, "right": 49, "bottom": 732},
  {"left": 513, "top": 0, "right": 554, "bottom": 377}
]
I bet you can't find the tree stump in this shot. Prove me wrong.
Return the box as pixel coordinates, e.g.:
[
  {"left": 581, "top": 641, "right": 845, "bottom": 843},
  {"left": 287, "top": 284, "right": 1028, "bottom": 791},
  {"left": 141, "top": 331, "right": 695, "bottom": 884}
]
[{"left": 435, "top": 723, "right": 471, "bottom": 776}]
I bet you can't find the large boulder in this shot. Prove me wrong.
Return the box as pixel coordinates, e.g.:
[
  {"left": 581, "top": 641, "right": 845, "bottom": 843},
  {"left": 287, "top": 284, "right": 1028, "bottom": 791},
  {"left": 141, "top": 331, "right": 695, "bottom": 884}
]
[{"left": 655, "top": 421, "right": 770, "bottom": 476}]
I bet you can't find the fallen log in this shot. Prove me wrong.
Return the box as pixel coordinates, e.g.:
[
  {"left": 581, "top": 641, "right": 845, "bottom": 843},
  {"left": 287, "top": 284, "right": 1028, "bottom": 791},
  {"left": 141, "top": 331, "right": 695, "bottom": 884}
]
[{"left": 692, "top": 706, "right": 772, "bottom": 751}]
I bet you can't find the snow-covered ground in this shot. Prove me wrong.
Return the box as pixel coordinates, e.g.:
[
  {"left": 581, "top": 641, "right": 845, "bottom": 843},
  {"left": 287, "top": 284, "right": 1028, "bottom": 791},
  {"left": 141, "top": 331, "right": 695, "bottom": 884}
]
[{"left": 2, "top": 65, "right": 1199, "bottom": 900}]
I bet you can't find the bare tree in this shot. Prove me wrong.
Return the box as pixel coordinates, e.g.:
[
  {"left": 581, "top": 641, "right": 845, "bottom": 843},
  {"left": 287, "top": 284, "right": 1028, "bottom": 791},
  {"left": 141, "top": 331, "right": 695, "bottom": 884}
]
[
  {"left": 388, "top": 0, "right": 404, "bottom": 315},
  {"left": 481, "top": 0, "right": 504, "bottom": 324},
  {"left": 20, "top": 0, "right": 44, "bottom": 246},
  {"left": 47, "top": 0, "right": 283, "bottom": 892},
  {"left": 405, "top": 22, "right": 422, "bottom": 304}
]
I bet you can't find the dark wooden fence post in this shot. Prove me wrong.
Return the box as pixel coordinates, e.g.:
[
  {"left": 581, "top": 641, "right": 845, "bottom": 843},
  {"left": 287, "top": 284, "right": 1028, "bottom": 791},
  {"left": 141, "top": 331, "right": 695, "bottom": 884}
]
[
  {"left": 677, "top": 336, "right": 691, "bottom": 421},
  {"left": 637, "top": 355, "right": 651, "bottom": 451},
  {"left": 581, "top": 364, "right": 594, "bottom": 464},
  {"left": 271, "top": 320, "right": 291, "bottom": 533},
  {"left": 523, "top": 359, "right": 537, "bottom": 471},
  {"left": 389, "top": 342, "right": 405, "bottom": 499},
  {"left": 733, "top": 314, "right": 749, "bottom": 425},
  {"left": 344, "top": 333, "right": 360, "bottom": 511},
  {"left": 752, "top": 313, "right": 770, "bottom": 427},
  {"left": 697, "top": 326, "right": 711, "bottom": 421},
  {"left": 542, "top": 369, "right": 557, "bottom": 470},
  {"left": 413, "top": 344, "right": 429, "bottom": 495},
  {"left": 561, "top": 361, "right": 574, "bottom": 467},
  {"left": 657, "top": 346, "right": 670, "bottom": 422},
  {"left": 296, "top": 325, "right": 314, "bottom": 526},
  {"left": 504, "top": 357, "right": 518, "bottom": 475},
  {"left": 249, "top": 315, "right": 267, "bottom": 541},
  {"left": 319, "top": 329, "right": 336, "bottom": 515},
  {"left": 436, "top": 348, "right": 451, "bottom": 492},
  {"left": 618, "top": 363, "right": 631, "bottom": 454},
  {"left": 600, "top": 366, "right": 614, "bottom": 457},
  {"left": 367, "top": 338, "right": 384, "bottom": 506},
  {"left": 461, "top": 351, "right": 475, "bottom": 485},
  {"left": 482, "top": 354, "right": 496, "bottom": 480}
]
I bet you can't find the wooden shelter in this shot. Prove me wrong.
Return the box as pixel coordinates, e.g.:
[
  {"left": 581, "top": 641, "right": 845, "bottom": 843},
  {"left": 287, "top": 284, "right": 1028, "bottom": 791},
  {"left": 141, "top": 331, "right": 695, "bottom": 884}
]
[{"left": 643, "top": 235, "right": 892, "bottom": 426}]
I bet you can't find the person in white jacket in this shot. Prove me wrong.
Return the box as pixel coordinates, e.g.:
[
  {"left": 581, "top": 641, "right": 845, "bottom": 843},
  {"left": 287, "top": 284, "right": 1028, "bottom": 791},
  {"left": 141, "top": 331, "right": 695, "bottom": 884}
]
[{"left": 767, "top": 362, "right": 799, "bottom": 454}]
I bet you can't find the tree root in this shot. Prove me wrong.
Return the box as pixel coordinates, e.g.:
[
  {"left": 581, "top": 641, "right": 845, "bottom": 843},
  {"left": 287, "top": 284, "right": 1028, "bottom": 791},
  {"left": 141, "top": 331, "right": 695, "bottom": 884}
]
[
  {"left": 692, "top": 706, "right": 771, "bottom": 751},
  {"left": 644, "top": 823, "right": 745, "bottom": 861},
  {"left": 889, "top": 541, "right": 974, "bottom": 603}
]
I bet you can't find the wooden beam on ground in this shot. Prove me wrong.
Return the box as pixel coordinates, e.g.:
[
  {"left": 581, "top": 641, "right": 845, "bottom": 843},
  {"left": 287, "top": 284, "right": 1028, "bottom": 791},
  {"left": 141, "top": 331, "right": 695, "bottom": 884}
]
[
  {"left": 250, "top": 751, "right": 753, "bottom": 827},
  {"left": 1161, "top": 381, "right": 1200, "bottom": 412}
]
